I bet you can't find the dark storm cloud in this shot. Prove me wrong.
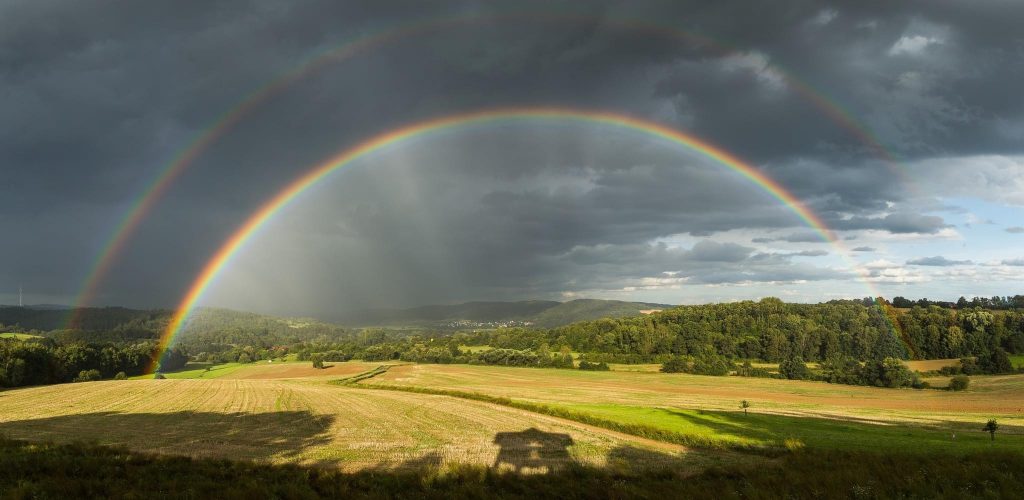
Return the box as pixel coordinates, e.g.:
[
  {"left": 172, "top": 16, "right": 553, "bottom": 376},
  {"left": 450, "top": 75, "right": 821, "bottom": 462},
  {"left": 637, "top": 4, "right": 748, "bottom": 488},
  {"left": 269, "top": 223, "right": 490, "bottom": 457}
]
[
  {"left": 3, "top": 0, "right": 1021, "bottom": 310},
  {"left": 906, "top": 256, "right": 972, "bottom": 266}
]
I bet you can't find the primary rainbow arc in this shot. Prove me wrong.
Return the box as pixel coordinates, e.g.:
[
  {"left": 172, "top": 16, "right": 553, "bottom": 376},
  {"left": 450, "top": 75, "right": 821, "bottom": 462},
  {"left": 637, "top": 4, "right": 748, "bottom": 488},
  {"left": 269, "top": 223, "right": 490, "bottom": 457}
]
[{"left": 149, "top": 107, "right": 869, "bottom": 371}]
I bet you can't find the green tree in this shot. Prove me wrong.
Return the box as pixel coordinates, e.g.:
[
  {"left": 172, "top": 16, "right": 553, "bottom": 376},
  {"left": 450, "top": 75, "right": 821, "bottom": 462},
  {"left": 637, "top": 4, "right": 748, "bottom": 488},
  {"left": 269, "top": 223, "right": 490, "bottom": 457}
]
[
  {"left": 311, "top": 354, "right": 324, "bottom": 369},
  {"left": 949, "top": 374, "right": 970, "bottom": 391},
  {"left": 740, "top": 400, "right": 750, "bottom": 415},
  {"left": 983, "top": 419, "right": 998, "bottom": 441},
  {"left": 779, "top": 356, "right": 810, "bottom": 380}
]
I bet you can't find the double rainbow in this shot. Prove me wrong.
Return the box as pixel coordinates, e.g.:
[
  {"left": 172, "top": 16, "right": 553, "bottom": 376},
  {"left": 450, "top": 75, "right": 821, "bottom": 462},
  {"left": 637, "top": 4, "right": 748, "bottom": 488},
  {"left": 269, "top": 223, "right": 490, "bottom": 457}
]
[{"left": 71, "top": 12, "right": 907, "bottom": 326}]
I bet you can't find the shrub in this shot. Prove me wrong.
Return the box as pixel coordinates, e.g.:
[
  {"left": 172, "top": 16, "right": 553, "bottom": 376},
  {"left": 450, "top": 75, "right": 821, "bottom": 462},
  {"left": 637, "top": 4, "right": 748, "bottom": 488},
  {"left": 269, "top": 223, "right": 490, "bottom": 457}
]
[
  {"left": 113, "top": 371, "right": 127, "bottom": 380},
  {"left": 949, "top": 374, "right": 970, "bottom": 391},
  {"left": 578, "top": 360, "right": 610, "bottom": 371},
  {"left": 959, "top": 357, "right": 979, "bottom": 375},
  {"left": 660, "top": 356, "right": 689, "bottom": 373},
  {"left": 154, "top": 373, "right": 166, "bottom": 379},
  {"left": 735, "top": 360, "right": 771, "bottom": 378},
  {"left": 73, "top": 369, "right": 102, "bottom": 382},
  {"left": 691, "top": 354, "right": 731, "bottom": 376},
  {"left": 660, "top": 355, "right": 730, "bottom": 376}
]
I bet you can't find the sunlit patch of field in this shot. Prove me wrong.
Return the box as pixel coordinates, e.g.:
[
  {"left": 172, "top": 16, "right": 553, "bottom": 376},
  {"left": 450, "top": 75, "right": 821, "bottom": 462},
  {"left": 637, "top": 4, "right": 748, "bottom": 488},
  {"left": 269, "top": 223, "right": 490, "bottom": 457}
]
[
  {"left": 0, "top": 379, "right": 729, "bottom": 472},
  {"left": 904, "top": 358, "right": 960, "bottom": 372},
  {"left": 366, "top": 364, "right": 1024, "bottom": 444},
  {"left": 224, "top": 360, "right": 385, "bottom": 380},
  {"left": 0, "top": 332, "right": 42, "bottom": 340},
  {"left": 129, "top": 362, "right": 249, "bottom": 380},
  {"left": 131, "top": 361, "right": 388, "bottom": 381}
]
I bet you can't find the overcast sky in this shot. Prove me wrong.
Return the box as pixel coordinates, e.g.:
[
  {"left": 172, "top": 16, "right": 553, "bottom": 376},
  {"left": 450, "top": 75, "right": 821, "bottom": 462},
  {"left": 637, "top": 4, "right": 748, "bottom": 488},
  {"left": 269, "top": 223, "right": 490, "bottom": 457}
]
[{"left": 3, "top": 0, "right": 1023, "bottom": 316}]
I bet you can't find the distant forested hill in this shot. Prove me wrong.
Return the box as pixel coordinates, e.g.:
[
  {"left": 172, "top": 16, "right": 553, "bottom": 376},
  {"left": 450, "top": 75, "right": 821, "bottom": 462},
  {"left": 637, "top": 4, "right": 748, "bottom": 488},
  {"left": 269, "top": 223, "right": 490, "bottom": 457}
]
[
  {"left": 0, "top": 306, "right": 169, "bottom": 336},
  {"left": 339, "top": 299, "right": 672, "bottom": 327}
]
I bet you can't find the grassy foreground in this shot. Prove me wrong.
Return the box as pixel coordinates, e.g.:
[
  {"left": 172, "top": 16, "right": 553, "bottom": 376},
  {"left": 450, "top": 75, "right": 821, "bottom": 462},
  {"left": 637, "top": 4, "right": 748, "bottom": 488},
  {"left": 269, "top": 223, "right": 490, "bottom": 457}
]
[{"left": 2, "top": 437, "right": 1022, "bottom": 499}]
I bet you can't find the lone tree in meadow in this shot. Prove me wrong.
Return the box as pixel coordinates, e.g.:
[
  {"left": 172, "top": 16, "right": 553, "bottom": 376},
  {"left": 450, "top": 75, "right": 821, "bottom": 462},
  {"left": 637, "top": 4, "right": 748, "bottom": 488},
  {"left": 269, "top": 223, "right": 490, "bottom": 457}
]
[
  {"left": 983, "top": 419, "right": 999, "bottom": 441},
  {"left": 311, "top": 354, "right": 325, "bottom": 369},
  {"left": 740, "top": 400, "right": 750, "bottom": 415}
]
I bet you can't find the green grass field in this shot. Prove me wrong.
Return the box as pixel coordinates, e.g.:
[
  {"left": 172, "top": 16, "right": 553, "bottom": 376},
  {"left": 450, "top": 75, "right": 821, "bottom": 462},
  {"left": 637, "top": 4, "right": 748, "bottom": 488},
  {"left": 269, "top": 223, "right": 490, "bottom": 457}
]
[
  {"left": 547, "top": 402, "right": 1020, "bottom": 454},
  {"left": 0, "top": 332, "right": 42, "bottom": 340},
  {"left": 130, "top": 362, "right": 249, "bottom": 379}
]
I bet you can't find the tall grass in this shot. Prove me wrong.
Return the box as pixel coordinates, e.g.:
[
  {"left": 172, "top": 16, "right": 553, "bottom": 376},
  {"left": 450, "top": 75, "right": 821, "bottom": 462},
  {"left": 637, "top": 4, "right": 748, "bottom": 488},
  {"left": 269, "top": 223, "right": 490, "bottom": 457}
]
[{"left": 1, "top": 437, "right": 1021, "bottom": 499}]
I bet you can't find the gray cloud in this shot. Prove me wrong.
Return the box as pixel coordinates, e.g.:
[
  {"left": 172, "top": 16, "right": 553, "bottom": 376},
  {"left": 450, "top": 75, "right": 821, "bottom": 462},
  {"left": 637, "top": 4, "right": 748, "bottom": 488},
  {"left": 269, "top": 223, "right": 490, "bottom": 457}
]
[
  {"left": 834, "top": 212, "right": 950, "bottom": 234},
  {"left": 851, "top": 246, "right": 876, "bottom": 252},
  {"left": 1006, "top": 227, "right": 1024, "bottom": 234},
  {"left": 2, "top": 0, "right": 1022, "bottom": 312},
  {"left": 907, "top": 256, "right": 973, "bottom": 266}
]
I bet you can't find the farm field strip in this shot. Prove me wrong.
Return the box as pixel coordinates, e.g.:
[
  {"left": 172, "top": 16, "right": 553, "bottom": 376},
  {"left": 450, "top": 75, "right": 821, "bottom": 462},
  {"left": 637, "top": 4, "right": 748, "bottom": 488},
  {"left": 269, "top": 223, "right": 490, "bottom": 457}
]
[
  {"left": 366, "top": 364, "right": 1024, "bottom": 427},
  {"left": 0, "top": 379, "right": 722, "bottom": 472}
]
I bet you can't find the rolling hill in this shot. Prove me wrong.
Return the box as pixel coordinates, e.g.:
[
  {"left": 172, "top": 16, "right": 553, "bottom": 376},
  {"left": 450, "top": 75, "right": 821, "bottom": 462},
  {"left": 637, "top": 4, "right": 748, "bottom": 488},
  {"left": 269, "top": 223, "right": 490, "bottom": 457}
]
[{"left": 338, "top": 299, "right": 673, "bottom": 328}]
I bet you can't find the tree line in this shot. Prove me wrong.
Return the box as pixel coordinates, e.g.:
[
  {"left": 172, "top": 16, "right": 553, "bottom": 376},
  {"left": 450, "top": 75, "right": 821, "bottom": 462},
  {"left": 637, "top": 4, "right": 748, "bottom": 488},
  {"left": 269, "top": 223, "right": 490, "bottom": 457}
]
[{"left": 0, "top": 337, "right": 187, "bottom": 388}]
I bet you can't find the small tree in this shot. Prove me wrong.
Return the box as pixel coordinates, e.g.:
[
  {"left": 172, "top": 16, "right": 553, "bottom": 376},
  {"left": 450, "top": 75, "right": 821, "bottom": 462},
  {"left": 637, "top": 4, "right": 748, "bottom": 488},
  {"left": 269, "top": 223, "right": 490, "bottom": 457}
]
[
  {"left": 740, "top": 400, "right": 750, "bottom": 415},
  {"left": 114, "top": 371, "right": 127, "bottom": 380},
  {"left": 949, "top": 374, "right": 970, "bottom": 391},
  {"left": 779, "top": 356, "right": 810, "bottom": 380},
  {"left": 311, "top": 354, "right": 324, "bottom": 369},
  {"left": 983, "top": 419, "right": 998, "bottom": 441}
]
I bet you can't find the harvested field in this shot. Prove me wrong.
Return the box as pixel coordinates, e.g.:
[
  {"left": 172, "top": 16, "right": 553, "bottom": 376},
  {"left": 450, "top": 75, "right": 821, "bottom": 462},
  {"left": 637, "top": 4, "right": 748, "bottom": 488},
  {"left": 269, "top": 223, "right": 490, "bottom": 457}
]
[
  {"left": 905, "top": 358, "right": 960, "bottom": 372},
  {"left": 0, "top": 379, "right": 727, "bottom": 472},
  {"left": 367, "top": 364, "right": 1024, "bottom": 428}
]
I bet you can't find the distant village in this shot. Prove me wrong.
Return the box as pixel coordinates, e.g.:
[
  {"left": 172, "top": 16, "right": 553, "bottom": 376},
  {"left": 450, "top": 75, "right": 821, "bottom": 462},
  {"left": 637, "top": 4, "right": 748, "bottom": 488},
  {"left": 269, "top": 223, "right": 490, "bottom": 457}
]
[{"left": 440, "top": 319, "right": 535, "bottom": 329}]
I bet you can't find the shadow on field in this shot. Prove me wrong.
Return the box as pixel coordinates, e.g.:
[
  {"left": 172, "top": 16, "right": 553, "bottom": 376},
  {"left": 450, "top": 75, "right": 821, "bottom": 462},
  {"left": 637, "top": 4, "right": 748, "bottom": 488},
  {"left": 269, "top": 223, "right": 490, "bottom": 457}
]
[
  {"left": 0, "top": 410, "right": 334, "bottom": 462},
  {"left": 492, "top": 427, "right": 574, "bottom": 472}
]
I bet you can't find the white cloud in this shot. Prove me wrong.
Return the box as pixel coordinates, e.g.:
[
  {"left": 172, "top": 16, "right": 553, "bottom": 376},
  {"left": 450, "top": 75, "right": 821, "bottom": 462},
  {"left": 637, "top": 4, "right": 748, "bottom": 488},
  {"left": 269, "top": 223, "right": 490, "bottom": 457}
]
[
  {"left": 889, "top": 35, "right": 942, "bottom": 56},
  {"left": 718, "top": 52, "right": 785, "bottom": 91}
]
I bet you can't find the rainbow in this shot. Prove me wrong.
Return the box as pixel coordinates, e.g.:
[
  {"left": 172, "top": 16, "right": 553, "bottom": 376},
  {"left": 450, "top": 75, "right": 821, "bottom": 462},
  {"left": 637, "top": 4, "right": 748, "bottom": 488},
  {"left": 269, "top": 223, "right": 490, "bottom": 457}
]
[
  {"left": 69, "top": 12, "right": 908, "bottom": 327},
  {"left": 148, "top": 107, "right": 859, "bottom": 371}
]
